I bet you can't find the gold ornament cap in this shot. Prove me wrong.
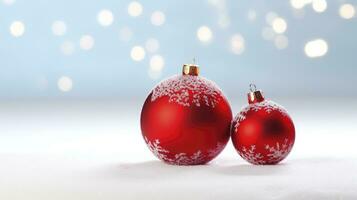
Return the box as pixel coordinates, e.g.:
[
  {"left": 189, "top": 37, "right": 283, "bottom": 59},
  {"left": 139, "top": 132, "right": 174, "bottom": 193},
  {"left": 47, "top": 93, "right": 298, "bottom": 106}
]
[
  {"left": 182, "top": 59, "right": 199, "bottom": 76},
  {"left": 247, "top": 84, "right": 265, "bottom": 104},
  {"left": 182, "top": 64, "right": 199, "bottom": 76}
]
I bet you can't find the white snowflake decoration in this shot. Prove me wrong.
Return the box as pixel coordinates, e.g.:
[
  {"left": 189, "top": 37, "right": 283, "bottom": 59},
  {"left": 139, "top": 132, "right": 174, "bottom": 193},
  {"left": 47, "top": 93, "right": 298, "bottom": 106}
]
[
  {"left": 144, "top": 137, "right": 226, "bottom": 165},
  {"left": 239, "top": 145, "right": 266, "bottom": 164},
  {"left": 207, "top": 142, "right": 225, "bottom": 158},
  {"left": 233, "top": 100, "right": 289, "bottom": 133},
  {"left": 265, "top": 139, "right": 293, "bottom": 163},
  {"left": 239, "top": 138, "right": 293, "bottom": 164},
  {"left": 151, "top": 75, "right": 223, "bottom": 108},
  {"left": 144, "top": 137, "right": 170, "bottom": 161}
]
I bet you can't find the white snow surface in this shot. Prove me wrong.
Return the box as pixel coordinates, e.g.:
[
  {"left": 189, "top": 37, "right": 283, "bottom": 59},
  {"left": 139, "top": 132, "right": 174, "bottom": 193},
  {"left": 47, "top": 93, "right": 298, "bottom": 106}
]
[{"left": 0, "top": 98, "right": 356, "bottom": 200}]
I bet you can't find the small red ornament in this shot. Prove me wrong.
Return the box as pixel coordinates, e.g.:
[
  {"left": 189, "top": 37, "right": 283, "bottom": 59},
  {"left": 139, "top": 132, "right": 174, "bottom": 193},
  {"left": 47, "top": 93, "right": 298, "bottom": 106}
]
[
  {"left": 231, "top": 84, "right": 295, "bottom": 165},
  {"left": 141, "top": 63, "right": 232, "bottom": 165}
]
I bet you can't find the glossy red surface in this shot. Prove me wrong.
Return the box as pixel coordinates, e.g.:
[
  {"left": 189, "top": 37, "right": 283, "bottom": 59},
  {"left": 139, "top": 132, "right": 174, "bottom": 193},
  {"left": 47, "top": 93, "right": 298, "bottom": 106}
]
[
  {"left": 140, "top": 75, "right": 232, "bottom": 165},
  {"left": 231, "top": 98, "right": 295, "bottom": 165}
]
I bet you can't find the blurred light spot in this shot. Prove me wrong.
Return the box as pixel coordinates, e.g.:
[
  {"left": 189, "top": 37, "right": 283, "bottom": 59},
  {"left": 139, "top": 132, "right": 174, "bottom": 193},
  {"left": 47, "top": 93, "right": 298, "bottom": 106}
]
[
  {"left": 217, "top": 15, "right": 230, "bottom": 28},
  {"left": 292, "top": 8, "right": 306, "bottom": 19},
  {"left": 97, "top": 9, "right": 114, "bottom": 26},
  {"left": 128, "top": 1, "right": 143, "bottom": 17},
  {"left": 131, "top": 46, "right": 146, "bottom": 61},
  {"left": 197, "top": 26, "right": 213, "bottom": 43},
  {"left": 51, "top": 20, "right": 67, "bottom": 36},
  {"left": 2, "top": 0, "right": 15, "bottom": 5},
  {"left": 79, "top": 35, "right": 95, "bottom": 50},
  {"left": 274, "top": 35, "right": 289, "bottom": 50},
  {"left": 272, "top": 17, "right": 287, "bottom": 34},
  {"left": 265, "top": 12, "right": 278, "bottom": 25},
  {"left": 58, "top": 76, "right": 73, "bottom": 92},
  {"left": 60, "top": 41, "right": 75, "bottom": 55},
  {"left": 145, "top": 38, "right": 160, "bottom": 53},
  {"left": 151, "top": 11, "right": 165, "bottom": 26},
  {"left": 262, "top": 27, "right": 275, "bottom": 40},
  {"left": 148, "top": 68, "right": 162, "bottom": 80},
  {"left": 247, "top": 9, "right": 257, "bottom": 21},
  {"left": 230, "top": 34, "right": 245, "bottom": 55},
  {"left": 150, "top": 55, "right": 165, "bottom": 72},
  {"left": 290, "top": 0, "right": 312, "bottom": 9},
  {"left": 119, "top": 27, "right": 133, "bottom": 42},
  {"left": 339, "top": 4, "right": 355, "bottom": 19},
  {"left": 35, "top": 76, "right": 48, "bottom": 91},
  {"left": 10, "top": 21, "right": 25, "bottom": 37},
  {"left": 304, "top": 39, "right": 328, "bottom": 58},
  {"left": 312, "top": 0, "right": 327, "bottom": 13},
  {"left": 207, "top": 0, "right": 226, "bottom": 12},
  {"left": 207, "top": 0, "right": 222, "bottom": 6}
]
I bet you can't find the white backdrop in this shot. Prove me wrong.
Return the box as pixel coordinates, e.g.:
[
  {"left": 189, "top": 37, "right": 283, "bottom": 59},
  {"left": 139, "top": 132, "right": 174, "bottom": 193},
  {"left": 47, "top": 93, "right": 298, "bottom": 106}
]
[{"left": 0, "top": 98, "right": 356, "bottom": 199}]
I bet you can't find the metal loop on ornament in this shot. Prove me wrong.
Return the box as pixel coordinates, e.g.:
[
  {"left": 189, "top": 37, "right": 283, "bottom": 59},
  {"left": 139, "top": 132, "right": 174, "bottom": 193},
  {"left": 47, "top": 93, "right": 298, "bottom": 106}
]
[{"left": 249, "top": 84, "right": 257, "bottom": 92}]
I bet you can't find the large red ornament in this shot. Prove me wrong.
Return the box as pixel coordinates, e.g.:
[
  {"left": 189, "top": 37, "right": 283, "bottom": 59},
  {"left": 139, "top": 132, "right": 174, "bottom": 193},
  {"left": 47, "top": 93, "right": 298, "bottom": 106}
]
[
  {"left": 231, "top": 84, "right": 295, "bottom": 165},
  {"left": 141, "top": 64, "right": 232, "bottom": 165}
]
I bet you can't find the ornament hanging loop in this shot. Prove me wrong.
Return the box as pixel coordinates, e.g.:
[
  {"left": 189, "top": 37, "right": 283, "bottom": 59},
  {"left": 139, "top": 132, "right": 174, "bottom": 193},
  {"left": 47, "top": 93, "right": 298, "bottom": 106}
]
[
  {"left": 249, "top": 83, "right": 257, "bottom": 92},
  {"left": 247, "top": 84, "right": 265, "bottom": 104}
]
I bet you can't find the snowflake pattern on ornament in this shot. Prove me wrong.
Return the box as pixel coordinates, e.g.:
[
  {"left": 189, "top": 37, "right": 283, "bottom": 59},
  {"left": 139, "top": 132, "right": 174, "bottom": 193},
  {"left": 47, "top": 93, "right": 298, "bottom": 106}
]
[
  {"left": 238, "top": 145, "right": 266, "bottom": 164},
  {"left": 151, "top": 75, "right": 222, "bottom": 108},
  {"left": 239, "top": 138, "right": 293, "bottom": 164},
  {"left": 233, "top": 100, "right": 289, "bottom": 132},
  {"left": 144, "top": 137, "right": 223, "bottom": 165},
  {"left": 207, "top": 142, "right": 225, "bottom": 158},
  {"left": 265, "top": 139, "right": 293, "bottom": 163},
  {"left": 144, "top": 137, "right": 170, "bottom": 161}
]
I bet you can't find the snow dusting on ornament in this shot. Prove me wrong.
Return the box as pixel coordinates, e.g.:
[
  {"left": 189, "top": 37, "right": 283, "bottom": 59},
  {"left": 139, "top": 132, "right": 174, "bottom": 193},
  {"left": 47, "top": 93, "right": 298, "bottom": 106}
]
[
  {"left": 239, "top": 139, "right": 294, "bottom": 165},
  {"left": 151, "top": 75, "right": 223, "bottom": 107},
  {"left": 233, "top": 100, "right": 289, "bottom": 132},
  {"left": 265, "top": 139, "right": 294, "bottom": 163},
  {"left": 239, "top": 145, "right": 265, "bottom": 165},
  {"left": 144, "top": 137, "right": 224, "bottom": 165}
]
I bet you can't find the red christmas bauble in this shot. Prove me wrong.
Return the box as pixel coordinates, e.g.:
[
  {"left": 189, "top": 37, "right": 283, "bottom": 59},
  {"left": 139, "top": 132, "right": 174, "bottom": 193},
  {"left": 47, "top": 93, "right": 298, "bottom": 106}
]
[
  {"left": 141, "top": 64, "right": 232, "bottom": 165},
  {"left": 231, "top": 85, "right": 295, "bottom": 165}
]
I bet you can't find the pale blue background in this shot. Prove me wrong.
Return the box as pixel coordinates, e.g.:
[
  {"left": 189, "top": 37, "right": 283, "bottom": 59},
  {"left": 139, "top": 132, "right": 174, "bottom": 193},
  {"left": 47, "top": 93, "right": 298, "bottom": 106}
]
[{"left": 0, "top": 0, "right": 356, "bottom": 99}]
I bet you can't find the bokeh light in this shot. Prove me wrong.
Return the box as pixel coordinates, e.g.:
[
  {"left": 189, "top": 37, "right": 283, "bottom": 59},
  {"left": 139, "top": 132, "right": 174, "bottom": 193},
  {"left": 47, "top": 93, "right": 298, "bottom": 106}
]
[
  {"left": 57, "top": 76, "right": 73, "bottom": 92},
  {"left": 60, "top": 41, "right": 75, "bottom": 56},
  {"left": 97, "top": 9, "right": 114, "bottom": 26},
  {"left": 151, "top": 11, "right": 165, "bottom": 26},
  {"left": 266, "top": 12, "right": 278, "bottom": 25},
  {"left": 339, "top": 4, "right": 355, "bottom": 19},
  {"left": 290, "top": 0, "right": 312, "bottom": 9},
  {"left": 148, "top": 68, "right": 162, "bottom": 80},
  {"left": 272, "top": 17, "right": 287, "bottom": 34},
  {"left": 10, "top": 21, "right": 25, "bottom": 37},
  {"left": 119, "top": 27, "right": 133, "bottom": 42},
  {"left": 35, "top": 76, "right": 48, "bottom": 91},
  {"left": 150, "top": 55, "right": 165, "bottom": 72},
  {"left": 197, "top": 26, "right": 213, "bottom": 43},
  {"left": 247, "top": 9, "right": 257, "bottom": 21},
  {"left": 292, "top": 8, "right": 306, "bottom": 19},
  {"left": 131, "top": 46, "right": 146, "bottom": 61},
  {"left": 217, "top": 15, "right": 231, "bottom": 28},
  {"left": 3, "top": 0, "right": 15, "bottom": 6},
  {"left": 230, "top": 34, "right": 245, "bottom": 55},
  {"left": 262, "top": 27, "right": 275, "bottom": 41},
  {"left": 304, "top": 39, "right": 328, "bottom": 58},
  {"left": 274, "top": 35, "right": 289, "bottom": 50},
  {"left": 128, "top": 1, "right": 143, "bottom": 17},
  {"left": 312, "top": 0, "right": 327, "bottom": 13},
  {"left": 79, "top": 35, "right": 95, "bottom": 51},
  {"left": 51, "top": 20, "right": 67, "bottom": 36},
  {"left": 145, "top": 38, "right": 160, "bottom": 53}
]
